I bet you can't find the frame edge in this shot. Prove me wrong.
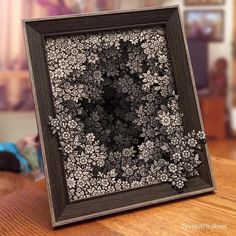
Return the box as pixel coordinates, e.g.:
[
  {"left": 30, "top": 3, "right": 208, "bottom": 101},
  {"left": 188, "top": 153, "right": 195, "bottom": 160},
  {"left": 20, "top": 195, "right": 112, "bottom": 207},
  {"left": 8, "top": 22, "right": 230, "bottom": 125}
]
[
  {"left": 22, "top": 6, "right": 216, "bottom": 227},
  {"left": 54, "top": 186, "right": 214, "bottom": 227},
  {"left": 22, "top": 20, "right": 57, "bottom": 227},
  {"left": 176, "top": 6, "right": 216, "bottom": 191}
]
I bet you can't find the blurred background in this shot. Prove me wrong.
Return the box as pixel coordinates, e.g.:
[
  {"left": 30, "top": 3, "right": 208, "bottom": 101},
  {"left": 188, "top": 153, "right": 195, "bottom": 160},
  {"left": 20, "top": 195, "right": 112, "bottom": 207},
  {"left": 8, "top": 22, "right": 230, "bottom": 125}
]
[{"left": 0, "top": 0, "right": 235, "bottom": 196}]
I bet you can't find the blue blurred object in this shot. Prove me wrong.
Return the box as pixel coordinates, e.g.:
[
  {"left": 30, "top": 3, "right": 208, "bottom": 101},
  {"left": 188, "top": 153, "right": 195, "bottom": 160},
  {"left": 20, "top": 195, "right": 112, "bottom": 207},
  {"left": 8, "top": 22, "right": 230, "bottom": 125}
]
[
  {"left": 0, "top": 142, "right": 31, "bottom": 173},
  {"left": 37, "top": 147, "right": 44, "bottom": 174}
]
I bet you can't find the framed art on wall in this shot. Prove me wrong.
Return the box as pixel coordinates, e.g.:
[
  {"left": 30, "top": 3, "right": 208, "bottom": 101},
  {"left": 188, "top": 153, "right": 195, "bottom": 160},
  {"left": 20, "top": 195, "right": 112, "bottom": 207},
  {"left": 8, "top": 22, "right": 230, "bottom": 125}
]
[
  {"left": 23, "top": 6, "right": 215, "bottom": 227},
  {"left": 185, "top": 0, "right": 225, "bottom": 5},
  {"left": 185, "top": 10, "right": 224, "bottom": 42}
]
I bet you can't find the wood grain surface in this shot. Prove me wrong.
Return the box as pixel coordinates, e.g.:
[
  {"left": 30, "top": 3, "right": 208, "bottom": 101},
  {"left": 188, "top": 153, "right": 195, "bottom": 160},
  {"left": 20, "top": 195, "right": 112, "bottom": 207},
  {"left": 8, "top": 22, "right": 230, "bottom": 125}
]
[
  {"left": 0, "top": 172, "right": 33, "bottom": 197},
  {"left": 0, "top": 156, "right": 235, "bottom": 236}
]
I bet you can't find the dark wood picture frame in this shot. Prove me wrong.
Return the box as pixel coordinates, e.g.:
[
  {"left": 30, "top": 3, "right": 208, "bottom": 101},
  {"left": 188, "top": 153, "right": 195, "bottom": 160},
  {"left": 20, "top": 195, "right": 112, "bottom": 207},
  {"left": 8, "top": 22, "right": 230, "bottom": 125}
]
[
  {"left": 23, "top": 6, "right": 215, "bottom": 227},
  {"left": 184, "top": 0, "right": 225, "bottom": 5}
]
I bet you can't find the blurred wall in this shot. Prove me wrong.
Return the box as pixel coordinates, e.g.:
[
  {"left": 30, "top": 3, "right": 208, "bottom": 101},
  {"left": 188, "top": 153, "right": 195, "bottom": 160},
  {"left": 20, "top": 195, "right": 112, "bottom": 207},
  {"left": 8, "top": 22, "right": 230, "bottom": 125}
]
[
  {"left": 162, "top": 0, "right": 234, "bottom": 132},
  {"left": 0, "top": 0, "right": 47, "bottom": 70},
  {"left": 0, "top": 0, "right": 235, "bottom": 141},
  {"left": 0, "top": 112, "right": 37, "bottom": 142}
]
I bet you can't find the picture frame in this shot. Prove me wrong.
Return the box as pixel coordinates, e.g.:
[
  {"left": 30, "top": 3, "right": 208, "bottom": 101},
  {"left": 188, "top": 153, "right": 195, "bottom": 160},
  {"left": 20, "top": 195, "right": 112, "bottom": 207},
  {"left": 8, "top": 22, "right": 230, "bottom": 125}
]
[
  {"left": 184, "top": 0, "right": 225, "bottom": 5},
  {"left": 184, "top": 10, "right": 224, "bottom": 42},
  {"left": 23, "top": 6, "right": 215, "bottom": 227}
]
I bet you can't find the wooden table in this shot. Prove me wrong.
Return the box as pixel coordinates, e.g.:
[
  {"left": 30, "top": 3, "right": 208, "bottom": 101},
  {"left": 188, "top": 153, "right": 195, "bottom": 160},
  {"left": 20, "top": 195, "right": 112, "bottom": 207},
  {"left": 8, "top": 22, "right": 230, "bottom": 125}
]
[
  {"left": 0, "top": 156, "right": 235, "bottom": 236},
  {"left": 0, "top": 171, "right": 33, "bottom": 197}
]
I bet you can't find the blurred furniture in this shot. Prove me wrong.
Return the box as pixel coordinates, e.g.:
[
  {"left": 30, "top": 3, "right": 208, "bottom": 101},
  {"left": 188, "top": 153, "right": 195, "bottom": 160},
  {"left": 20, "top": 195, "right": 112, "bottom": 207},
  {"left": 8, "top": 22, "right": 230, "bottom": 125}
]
[
  {"left": 233, "top": 0, "right": 236, "bottom": 135},
  {"left": 188, "top": 40, "right": 208, "bottom": 90},
  {"left": 208, "top": 139, "right": 236, "bottom": 160},
  {"left": 0, "top": 71, "right": 29, "bottom": 79},
  {"left": 209, "top": 58, "right": 228, "bottom": 97},
  {"left": 199, "top": 96, "right": 226, "bottom": 139},
  {"left": 0, "top": 83, "right": 8, "bottom": 110},
  {"left": 0, "top": 156, "right": 235, "bottom": 236},
  {"left": 0, "top": 171, "right": 33, "bottom": 197},
  {"left": 0, "top": 71, "right": 30, "bottom": 110}
]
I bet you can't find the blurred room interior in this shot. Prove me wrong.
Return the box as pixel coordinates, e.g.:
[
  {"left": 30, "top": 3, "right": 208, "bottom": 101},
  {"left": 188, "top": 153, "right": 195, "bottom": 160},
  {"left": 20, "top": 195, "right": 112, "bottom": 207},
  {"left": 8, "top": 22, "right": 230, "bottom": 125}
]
[{"left": 0, "top": 0, "right": 236, "bottom": 196}]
